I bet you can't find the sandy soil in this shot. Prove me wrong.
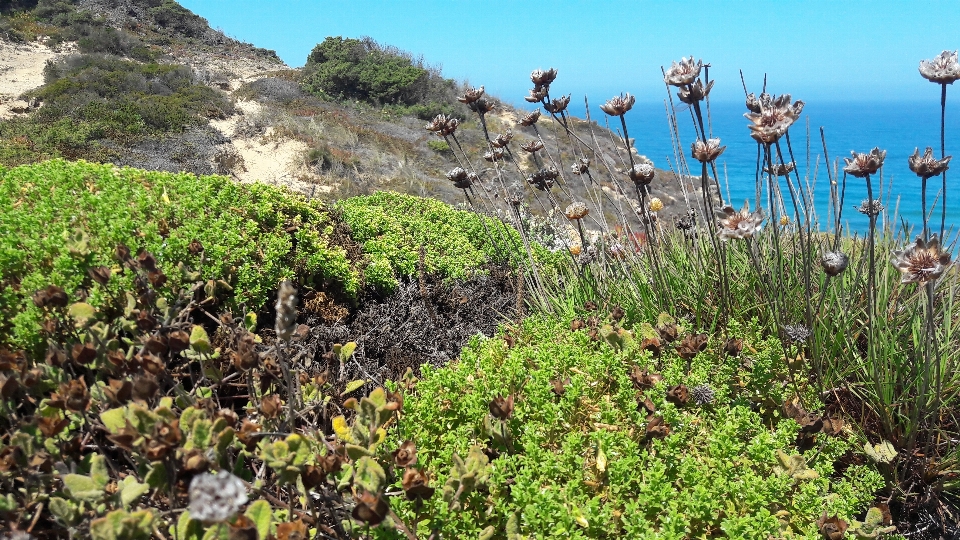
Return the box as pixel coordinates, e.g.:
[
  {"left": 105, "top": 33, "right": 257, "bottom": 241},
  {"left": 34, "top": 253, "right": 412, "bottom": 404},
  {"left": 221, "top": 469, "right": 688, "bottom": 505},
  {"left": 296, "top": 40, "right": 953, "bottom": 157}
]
[{"left": 0, "top": 39, "right": 68, "bottom": 119}]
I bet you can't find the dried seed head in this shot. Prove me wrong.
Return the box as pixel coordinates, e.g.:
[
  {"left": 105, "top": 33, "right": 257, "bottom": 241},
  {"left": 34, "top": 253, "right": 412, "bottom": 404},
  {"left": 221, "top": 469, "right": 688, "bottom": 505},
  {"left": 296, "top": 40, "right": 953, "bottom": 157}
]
[
  {"left": 779, "top": 215, "right": 790, "bottom": 226},
  {"left": 782, "top": 324, "right": 811, "bottom": 344},
  {"left": 483, "top": 148, "right": 505, "bottom": 162},
  {"left": 544, "top": 94, "right": 571, "bottom": 114},
  {"left": 524, "top": 87, "right": 548, "bottom": 103},
  {"left": 519, "top": 108, "right": 542, "bottom": 126},
  {"left": 392, "top": 440, "right": 417, "bottom": 467},
  {"left": 491, "top": 130, "right": 514, "bottom": 148},
  {"left": 919, "top": 50, "right": 960, "bottom": 84},
  {"left": 469, "top": 97, "right": 495, "bottom": 115},
  {"left": 691, "top": 138, "right": 727, "bottom": 163},
  {"left": 629, "top": 163, "right": 656, "bottom": 185},
  {"left": 457, "top": 85, "right": 485, "bottom": 104},
  {"left": 891, "top": 234, "right": 952, "bottom": 284},
  {"left": 274, "top": 281, "right": 297, "bottom": 343},
  {"left": 489, "top": 394, "right": 515, "bottom": 419},
  {"left": 401, "top": 467, "right": 435, "bottom": 500},
  {"left": 565, "top": 202, "right": 589, "bottom": 220},
  {"left": 506, "top": 183, "right": 525, "bottom": 206},
  {"left": 723, "top": 337, "right": 744, "bottom": 357},
  {"left": 843, "top": 147, "right": 886, "bottom": 178},
  {"left": 908, "top": 147, "right": 952, "bottom": 179},
  {"left": 743, "top": 94, "right": 804, "bottom": 144},
  {"left": 570, "top": 157, "right": 590, "bottom": 175},
  {"left": 691, "top": 384, "right": 715, "bottom": 406},
  {"left": 527, "top": 166, "right": 559, "bottom": 191},
  {"left": 446, "top": 167, "right": 468, "bottom": 183},
  {"left": 32, "top": 285, "right": 68, "bottom": 309},
  {"left": 716, "top": 202, "right": 764, "bottom": 240},
  {"left": 649, "top": 198, "right": 664, "bottom": 212},
  {"left": 663, "top": 56, "right": 703, "bottom": 87},
  {"left": 855, "top": 198, "right": 884, "bottom": 217},
  {"left": 763, "top": 162, "right": 796, "bottom": 177},
  {"left": 745, "top": 92, "right": 762, "bottom": 113},
  {"left": 520, "top": 140, "right": 544, "bottom": 153},
  {"left": 188, "top": 472, "right": 248, "bottom": 524},
  {"left": 677, "top": 79, "right": 714, "bottom": 104},
  {"left": 820, "top": 251, "right": 850, "bottom": 276},
  {"left": 530, "top": 68, "right": 558, "bottom": 87},
  {"left": 600, "top": 93, "right": 636, "bottom": 116}
]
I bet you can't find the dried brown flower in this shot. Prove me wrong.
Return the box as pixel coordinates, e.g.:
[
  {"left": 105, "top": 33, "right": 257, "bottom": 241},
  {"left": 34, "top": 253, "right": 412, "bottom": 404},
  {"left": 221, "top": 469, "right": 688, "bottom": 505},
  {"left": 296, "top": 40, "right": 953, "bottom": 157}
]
[
  {"left": 892, "top": 234, "right": 952, "bottom": 284},
  {"left": 629, "top": 163, "right": 656, "bottom": 185},
  {"left": 401, "top": 467, "right": 436, "bottom": 500},
  {"left": 716, "top": 202, "right": 764, "bottom": 240},
  {"left": 425, "top": 114, "right": 460, "bottom": 136},
  {"left": 544, "top": 94, "right": 571, "bottom": 114},
  {"left": 816, "top": 512, "right": 849, "bottom": 540},
  {"left": 645, "top": 415, "right": 671, "bottom": 438},
  {"left": 745, "top": 92, "right": 762, "bottom": 113},
  {"left": 600, "top": 93, "right": 636, "bottom": 116},
  {"left": 530, "top": 68, "right": 558, "bottom": 87},
  {"left": 50, "top": 379, "right": 90, "bottom": 412},
  {"left": 723, "top": 337, "right": 744, "bottom": 357},
  {"left": 908, "top": 147, "right": 952, "bottom": 179},
  {"left": 520, "top": 140, "right": 544, "bottom": 153},
  {"left": 491, "top": 130, "right": 514, "bottom": 148},
  {"left": 744, "top": 94, "right": 804, "bottom": 144},
  {"left": 188, "top": 239, "right": 204, "bottom": 255},
  {"left": 275, "top": 280, "right": 297, "bottom": 342},
  {"left": 677, "top": 79, "right": 714, "bottom": 104},
  {"left": 457, "top": 85, "right": 485, "bottom": 104},
  {"left": 469, "top": 97, "right": 495, "bottom": 115},
  {"left": 919, "top": 50, "right": 960, "bottom": 84},
  {"left": 677, "top": 333, "right": 708, "bottom": 360},
  {"left": 564, "top": 202, "right": 589, "bottom": 220},
  {"left": 260, "top": 394, "right": 282, "bottom": 419},
  {"left": 843, "top": 147, "right": 886, "bottom": 178},
  {"left": 87, "top": 266, "right": 111, "bottom": 286},
  {"left": 524, "top": 87, "right": 548, "bottom": 103},
  {"left": 351, "top": 490, "right": 389, "bottom": 526},
  {"left": 629, "top": 366, "right": 663, "bottom": 390},
  {"left": 570, "top": 157, "right": 590, "bottom": 175},
  {"left": 763, "top": 162, "right": 796, "bottom": 177},
  {"left": 393, "top": 440, "right": 417, "bottom": 467},
  {"left": 666, "top": 384, "right": 690, "bottom": 406},
  {"left": 528, "top": 166, "right": 559, "bottom": 191},
  {"left": 691, "top": 138, "right": 727, "bottom": 163},
  {"left": 519, "top": 109, "right": 542, "bottom": 126},
  {"left": 32, "top": 285, "right": 68, "bottom": 309},
  {"left": 489, "top": 394, "right": 515, "bottom": 420},
  {"left": 275, "top": 520, "right": 308, "bottom": 540},
  {"left": 820, "top": 251, "right": 850, "bottom": 276},
  {"left": 483, "top": 148, "right": 505, "bottom": 162},
  {"left": 663, "top": 56, "right": 703, "bottom": 86}
]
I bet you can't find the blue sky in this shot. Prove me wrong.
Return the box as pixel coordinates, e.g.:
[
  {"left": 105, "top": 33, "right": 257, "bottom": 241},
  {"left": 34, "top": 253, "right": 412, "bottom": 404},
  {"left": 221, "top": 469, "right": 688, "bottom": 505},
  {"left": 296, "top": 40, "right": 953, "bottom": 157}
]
[{"left": 179, "top": 0, "right": 960, "bottom": 106}]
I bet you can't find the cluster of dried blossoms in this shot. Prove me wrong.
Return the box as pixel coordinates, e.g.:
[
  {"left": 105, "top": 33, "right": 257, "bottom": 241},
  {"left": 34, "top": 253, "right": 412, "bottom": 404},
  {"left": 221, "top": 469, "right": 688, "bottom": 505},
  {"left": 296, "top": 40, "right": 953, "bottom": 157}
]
[
  {"left": 743, "top": 93, "right": 804, "bottom": 144},
  {"left": 716, "top": 202, "right": 764, "bottom": 241}
]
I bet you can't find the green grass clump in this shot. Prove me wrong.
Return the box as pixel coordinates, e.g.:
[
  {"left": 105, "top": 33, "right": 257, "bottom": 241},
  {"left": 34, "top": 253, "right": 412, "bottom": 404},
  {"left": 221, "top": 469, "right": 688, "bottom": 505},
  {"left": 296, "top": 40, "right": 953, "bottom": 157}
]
[
  {"left": 385, "top": 315, "right": 883, "bottom": 539},
  {"left": 337, "top": 191, "right": 557, "bottom": 291},
  {"left": 0, "top": 159, "right": 356, "bottom": 355}
]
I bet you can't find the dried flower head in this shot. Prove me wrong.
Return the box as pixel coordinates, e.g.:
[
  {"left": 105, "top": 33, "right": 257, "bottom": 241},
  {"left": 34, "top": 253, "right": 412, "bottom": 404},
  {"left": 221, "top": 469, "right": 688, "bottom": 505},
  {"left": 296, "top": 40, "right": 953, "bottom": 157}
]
[
  {"left": 677, "top": 79, "right": 714, "bottom": 104},
  {"left": 763, "top": 162, "right": 796, "bottom": 177},
  {"left": 491, "top": 130, "right": 514, "bottom": 148},
  {"left": 351, "top": 490, "right": 389, "bottom": 526},
  {"left": 663, "top": 56, "right": 703, "bottom": 86},
  {"left": 782, "top": 324, "right": 811, "bottom": 344},
  {"left": 677, "top": 333, "right": 708, "bottom": 360},
  {"left": 530, "top": 68, "right": 558, "bottom": 87},
  {"left": 745, "top": 92, "right": 763, "bottom": 113},
  {"left": 649, "top": 198, "right": 664, "bottom": 212},
  {"left": 855, "top": 198, "right": 884, "bottom": 216},
  {"left": 392, "top": 440, "right": 417, "bottom": 467},
  {"left": 716, "top": 202, "right": 764, "bottom": 240},
  {"left": 275, "top": 281, "right": 297, "bottom": 342},
  {"left": 691, "top": 138, "right": 727, "bottom": 163},
  {"left": 600, "top": 93, "right": 636, "bottom": 116},
  {"left": 469, "top": 98, "right": 495, "bottom": 115},
  {"left": 446, "top": 167, "right": 468, "bottom": 183},
  {"left": 691, "top": 384, "right": 715, "bottom": 406},
  {"left": 744, "top": 93, "right": 804, "bottom": 144},
  {"left": 457, "top": 85, "right": 485, "bottom": 104},
  {"left": 820, "top": 251, "right": 850, "bottom": 276},
  {"left": 188, "top": 471, "right": 248, "bottom": 524},
  {"left": 570, "top": 157, "right": 590, "bottom": 175},
  {"left": 32, "top": 285, "right": 68, "bottom": 309},
  {"left": 483, "top": 148, "right": 505, "bottom": 162},
  {"left": 424, "top": 113, "right": 452, "bottom": 133},
  {"left": 520, "top": 140, "right": 544, "bottom": 153},
  {"left": 843, "top": 147, "right": 886, "bottom": 178},
  {"left": 506, "top": 183, "right": 524, "bottom": 206},
  {"left": 489, "top": 394, "right": 515, "bottom": 420},
  {"left": 565, "top": 202, "right": 589, "bottom": 220},
  {"left": 666, "top": 384, "right": 690, "bottom": 406},
  {"left": 519, "top": 109, "right": 542, "bottom": 126},
  {"left": 401, "top": 468, "right": 435, "bottom": 500},
  {"left": 919, "top": 50, "right": 960, "bottom": 84},
  {"left": 892, "top": 234, "right": 952, "bottom": 284},
  {"left": 723, "top": 337, "right": 744, "bottom": 357},
  {"left": 528, "top": 166, "right": 559, "bottom": 191},
  {"left": 544, "top": 94, "right": 571, "bottom": 114},
  {"left": 629, "top": 163, "right": 656, "bottom": 185},
  {"left": 779, "top": 215, "right": 790, "bottom": 226},
  {"left": 524, "top": 87, "right": 548, "bottom": 103},
  {"left": 908, "top": 147, "right": 952, "bottom": 179}
]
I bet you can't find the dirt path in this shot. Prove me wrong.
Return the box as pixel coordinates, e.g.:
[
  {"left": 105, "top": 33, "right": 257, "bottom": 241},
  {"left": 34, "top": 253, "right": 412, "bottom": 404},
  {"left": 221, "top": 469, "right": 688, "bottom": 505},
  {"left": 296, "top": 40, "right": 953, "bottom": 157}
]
[{"left": 0, "top": 39, "right": 69, "bottom": 119}]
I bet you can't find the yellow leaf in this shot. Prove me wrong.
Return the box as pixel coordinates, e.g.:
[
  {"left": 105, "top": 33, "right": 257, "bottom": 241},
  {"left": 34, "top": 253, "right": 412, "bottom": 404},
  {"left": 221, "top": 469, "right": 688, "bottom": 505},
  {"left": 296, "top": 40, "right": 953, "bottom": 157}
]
[
  {"left": 332, "top": 416, "right": 354, "bottom": 443},
  {"left": 596, "top": 447, "right": 607, "bottom": 473}
]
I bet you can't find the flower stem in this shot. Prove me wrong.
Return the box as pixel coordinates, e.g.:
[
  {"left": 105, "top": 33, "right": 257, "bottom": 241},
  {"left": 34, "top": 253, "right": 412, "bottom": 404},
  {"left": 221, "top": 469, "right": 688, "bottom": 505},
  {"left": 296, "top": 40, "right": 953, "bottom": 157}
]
[{"left": 941, "top": 83, "right": 948, "bottom": 239}]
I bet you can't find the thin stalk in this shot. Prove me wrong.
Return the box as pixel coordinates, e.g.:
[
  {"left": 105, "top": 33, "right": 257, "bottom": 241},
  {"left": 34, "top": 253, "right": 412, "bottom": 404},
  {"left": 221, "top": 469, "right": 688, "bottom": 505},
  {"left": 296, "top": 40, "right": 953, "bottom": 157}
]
[{"left": 941, "top": 83, "right": 948, "bottom": 239}]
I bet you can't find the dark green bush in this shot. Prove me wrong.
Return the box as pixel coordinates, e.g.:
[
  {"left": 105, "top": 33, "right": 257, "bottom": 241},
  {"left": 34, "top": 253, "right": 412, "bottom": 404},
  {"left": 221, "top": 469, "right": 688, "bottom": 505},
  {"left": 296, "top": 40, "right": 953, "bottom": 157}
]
[{"left": 148, "top": 0, "right": 209, "bottom": 38}]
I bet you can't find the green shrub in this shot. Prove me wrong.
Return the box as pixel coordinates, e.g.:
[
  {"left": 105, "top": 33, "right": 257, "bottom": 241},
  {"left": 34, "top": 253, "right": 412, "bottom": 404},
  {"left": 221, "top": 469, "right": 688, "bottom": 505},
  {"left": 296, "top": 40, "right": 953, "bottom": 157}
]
[
  {"left": 427, "top": 139, "right": 451, "bottom": 153},
  {"left": 0, "top": 55, "right": 231, "bottom": 167},
  {"left": 336, "top": 191, "right": 534, "bottom": 291},
  {"left": 0, "top": 160, "right": 357, "bottom": 355},
  {"left": 384, "top": 315, "right": 884, "bottom": 539}
]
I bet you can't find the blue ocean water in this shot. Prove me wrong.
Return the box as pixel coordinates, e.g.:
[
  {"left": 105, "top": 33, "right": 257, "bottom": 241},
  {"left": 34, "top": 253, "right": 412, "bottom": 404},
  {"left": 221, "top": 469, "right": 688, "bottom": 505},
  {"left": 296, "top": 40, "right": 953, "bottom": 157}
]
[{"left": 567, "top": 99, "right": 960, "bottom": 236}]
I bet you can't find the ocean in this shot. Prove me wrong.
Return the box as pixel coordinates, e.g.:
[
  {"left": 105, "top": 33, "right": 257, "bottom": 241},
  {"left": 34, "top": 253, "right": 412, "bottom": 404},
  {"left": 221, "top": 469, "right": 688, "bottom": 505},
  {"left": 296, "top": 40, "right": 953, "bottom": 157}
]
[{"left": 566, "top": 99, "right": 960, "bottom": 237}]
